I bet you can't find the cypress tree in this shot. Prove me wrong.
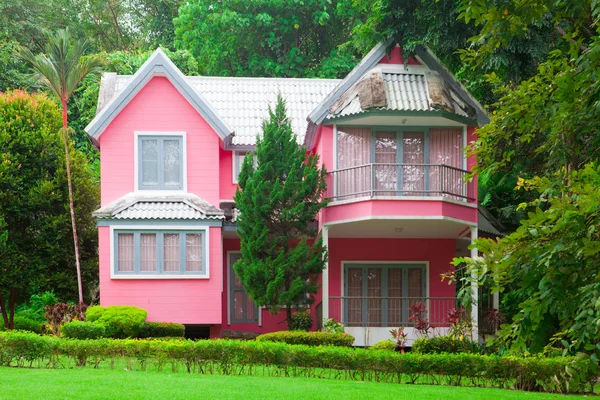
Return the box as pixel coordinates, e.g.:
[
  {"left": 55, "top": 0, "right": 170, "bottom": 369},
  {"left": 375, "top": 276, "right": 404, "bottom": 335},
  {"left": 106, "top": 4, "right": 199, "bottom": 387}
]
[{"left": 234, "top": 95, "right": 328, "bottom": 326}]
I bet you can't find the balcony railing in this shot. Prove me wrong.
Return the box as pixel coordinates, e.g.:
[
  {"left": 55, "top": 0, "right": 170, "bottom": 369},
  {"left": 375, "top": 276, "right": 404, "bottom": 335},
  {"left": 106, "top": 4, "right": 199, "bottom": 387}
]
[
  {"left": 326, "top": 163, "right": 475, "bottom": 202},
  {"left": 329, "top": 296, "right": 458, "bottom": 328}
]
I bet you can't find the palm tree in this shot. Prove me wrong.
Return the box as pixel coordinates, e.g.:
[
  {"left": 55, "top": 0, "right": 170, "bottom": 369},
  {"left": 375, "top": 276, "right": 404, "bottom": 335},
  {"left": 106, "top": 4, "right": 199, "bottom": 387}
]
[{"left": 19, "top": 29, "right": 105, "bottom": 304}]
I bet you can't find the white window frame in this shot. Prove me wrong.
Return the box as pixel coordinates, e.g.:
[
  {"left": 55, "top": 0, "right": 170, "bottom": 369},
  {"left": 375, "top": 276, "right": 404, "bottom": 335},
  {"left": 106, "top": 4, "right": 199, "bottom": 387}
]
[
  {"left": 134, "top": 131, "right": 187, "bottom": 192},
  {"left": 109, "top": 225, "right": 209, "bottom": 279}
]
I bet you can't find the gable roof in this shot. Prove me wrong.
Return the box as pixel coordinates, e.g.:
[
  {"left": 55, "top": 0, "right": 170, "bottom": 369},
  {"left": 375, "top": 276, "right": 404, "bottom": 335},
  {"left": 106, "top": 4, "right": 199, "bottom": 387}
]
[
  {"left": 84, "top": 48, "right": 234, "bottom": 145},
  {"left": 304, "top": 40, "right": 489, "bottom": 149},
  {"left": 93, "top": 192, "right": 224, "bottom": 220},
  {"left": 95, "top": 74, "right": 340, "bottom": 148}
]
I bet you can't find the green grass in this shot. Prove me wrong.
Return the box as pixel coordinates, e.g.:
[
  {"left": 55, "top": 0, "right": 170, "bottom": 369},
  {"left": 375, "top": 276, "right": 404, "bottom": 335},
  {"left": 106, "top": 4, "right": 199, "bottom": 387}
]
[{"left": 0, "top": 367, "right": 589, "bottom": 400}]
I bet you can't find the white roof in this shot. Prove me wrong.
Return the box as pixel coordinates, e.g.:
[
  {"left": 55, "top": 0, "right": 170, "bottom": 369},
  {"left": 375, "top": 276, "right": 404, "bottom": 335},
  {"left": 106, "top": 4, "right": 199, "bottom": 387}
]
[{"left": 101, "top": 74, "right": 340, "bottom": 146}]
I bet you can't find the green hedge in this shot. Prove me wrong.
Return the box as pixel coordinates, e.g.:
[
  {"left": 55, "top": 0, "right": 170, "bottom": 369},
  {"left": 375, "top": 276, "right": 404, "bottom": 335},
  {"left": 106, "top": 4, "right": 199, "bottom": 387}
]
[
  {"left": 86, "top": 306, "right": 147, "bottom": 339},
  {"left": 370, "top": 339, "right": 396, "bottom": 351},
  {"left": 0, "top": 316, "right": 43, "bottom": 334},
  {"left": 0, "top": 331, "right": 596, "bottom": 394},
  {"left": 61, "top": 321, "right": 105, "bottom": 340},
  {"left": 256, "top": 331, "right": 355, "bottom": 347},
  {"left": 138, "top": 322, "right": 185, "bottom": 338},
  {"left": 412, "top": 336, "right": 487, "bottom": 355}
]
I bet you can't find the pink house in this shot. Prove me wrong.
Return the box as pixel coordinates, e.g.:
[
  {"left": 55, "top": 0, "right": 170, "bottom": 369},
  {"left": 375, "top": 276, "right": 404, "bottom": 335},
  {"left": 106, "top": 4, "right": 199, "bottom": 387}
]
[{"left": 86, "top": 39, "right": 498, "bottom": 345}]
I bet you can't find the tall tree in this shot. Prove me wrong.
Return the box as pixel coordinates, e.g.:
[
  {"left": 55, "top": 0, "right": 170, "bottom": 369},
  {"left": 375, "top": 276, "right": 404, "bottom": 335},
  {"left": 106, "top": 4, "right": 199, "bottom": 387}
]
[
  {"left": 0, "top": 90, "right": 99, "bottom": 328},
  {"left": 19, "top": 29, "right": 104, "bottom": 304},
  {"left": 174, "top": 0, "right": 362, "bottom": 78},
  {"left": 234, "top": 97, "right": 328, "bottom": 325}
]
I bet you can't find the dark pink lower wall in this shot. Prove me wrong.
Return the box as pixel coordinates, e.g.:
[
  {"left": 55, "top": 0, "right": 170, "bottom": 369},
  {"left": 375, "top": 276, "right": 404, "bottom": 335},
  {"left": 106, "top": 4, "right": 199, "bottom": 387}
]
[
  {"left": 221, "top": 239, "right": 320, "bottom": 335},
  {"left": 328, "top": 238, "right": 456, "bottom": 298}
]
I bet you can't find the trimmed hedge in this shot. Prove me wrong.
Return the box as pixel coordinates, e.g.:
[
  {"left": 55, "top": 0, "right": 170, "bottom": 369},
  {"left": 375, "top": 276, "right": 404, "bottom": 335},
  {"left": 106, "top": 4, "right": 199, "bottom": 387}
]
[
  {"left": 0, "top": 316, "right": 43, "bottom": 334},
  {"left": 412, "top": 336, "right": 492, "bottom": 355},
  {"left": 0, "top": 331, "right": 596, "bottom": 393},
  {"left": 86, "top": 306, "right": 147, "bottom": 339},
  {"left": 138, "top": 322, "right": 185, "bottom": 338},
  {"left": 370, "top": 339, "right": 396, "bottom": 351},
  {"left": 61, "top": 321, "right": 105, "bottom": 340},
  {"left": 256, "top": 331, "right": 355, "bottom": 347}
]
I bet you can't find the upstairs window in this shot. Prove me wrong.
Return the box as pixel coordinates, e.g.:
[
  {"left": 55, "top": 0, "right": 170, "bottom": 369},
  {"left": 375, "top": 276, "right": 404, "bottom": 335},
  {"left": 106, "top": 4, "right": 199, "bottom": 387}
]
[
  {"left": 233, "top": 151, "right": 257, "bottom": 184},
  {"left": 138, "top": 135, "right": 183, "bottom": 190}
]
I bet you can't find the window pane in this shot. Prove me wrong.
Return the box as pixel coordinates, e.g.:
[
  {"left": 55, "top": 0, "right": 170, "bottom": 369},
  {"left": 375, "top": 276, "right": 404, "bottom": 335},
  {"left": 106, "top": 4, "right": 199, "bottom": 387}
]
[
  {"left": 367, "top": 268, "right": 382, "bottom": 325},
  {"left": 337, "top": 128, "right": 372, "bottom": 199},
  {"left": 164, "top": 233, "right": 180, "bottom": 272},
  {"left": 141, "top": 139, "right": 159, "bottom": 186},
  {"left": 403, "top": 132, "right": 425, "bottom": 194},
  {"left": 388, "top": 268, "right": 403, "bottom": 325},
  {"left": 185, "top": 234, "right": 202, "bottom": 272},
  {"left": 163, "top": 139, "right": 181, "bottom": 187},
  {"left": 347, "top": 268, "right": 363, "bottom": 326},
  {"left": 140, "top": 234, "right": 157, "bottom": 272},
  {"left": 375, "top": 131, "right": 397, "bottom": 194},
  {"left": 117, "top": 234, "right": 134, "bottom": 272}
]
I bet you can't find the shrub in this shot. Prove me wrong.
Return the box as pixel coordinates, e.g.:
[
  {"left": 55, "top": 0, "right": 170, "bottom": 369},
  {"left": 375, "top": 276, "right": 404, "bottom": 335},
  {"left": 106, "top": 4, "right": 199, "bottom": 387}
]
[
  {"left": 370, "top": 339, "right": 395, "bottom": 351},
  {"left": 288, "top": 310, "right": 312, "bottom": 331},
  {"left": 256, "top": 331, "right": 354, "bottom": 347},
  {"left": 0, "top": 316, "right": 43, "bottom": 334},
  {"left": 412, "top": 336, "right": 486, "bottom": 355},
  {"left": 61, "top": 321, "right": 105, "bottom": 340},
  {"left": 85, "top": 306, "right": 147, "bottom": 339},
  {"left": 0, "top": 330, "right": 596, "bottom": 394},
  {"left": 16, "top": 291, "right": 58, "bottom": 323},
  {"left": 44, "top": 302, "right": 87, "bottom": 336},
  {"left": 138, "top": 322, "right": 185, "bottom": 338},
  {"left": 322, "top": 318, "right": 344, "bottom": 333}
]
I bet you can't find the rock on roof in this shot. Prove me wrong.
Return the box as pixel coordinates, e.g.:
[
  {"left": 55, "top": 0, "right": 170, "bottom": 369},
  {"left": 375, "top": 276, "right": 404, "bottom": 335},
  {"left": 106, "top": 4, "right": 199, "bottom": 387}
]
[
  {"left": 93, "top": 192, "right": 224, "bottom": 220},
  {"left": 97, "top": 74, "right": 340, "bottom": 147}
]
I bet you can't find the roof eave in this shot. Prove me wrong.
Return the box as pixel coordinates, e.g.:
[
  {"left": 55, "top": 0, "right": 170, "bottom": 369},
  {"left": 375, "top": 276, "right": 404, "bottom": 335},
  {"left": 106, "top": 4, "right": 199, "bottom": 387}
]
[{"left": 84, "top": 48, "right": 234, "bottom": 143}]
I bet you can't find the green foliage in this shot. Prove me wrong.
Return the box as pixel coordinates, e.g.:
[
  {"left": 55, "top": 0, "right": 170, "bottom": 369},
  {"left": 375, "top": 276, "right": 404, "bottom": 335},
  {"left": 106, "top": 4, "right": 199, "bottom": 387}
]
[
  {"left": 15, "top": 291, "right": 58, "bottom": 323},
  {"left": 233, "top": 97, "right": 329, "bottom": 323},
  {"left": 0, "top": 316, "right": 43, "bottom": 334},
  {"left": 256, "top": 331, "right": 355, "bottom": 347},
  {"left": 85, "top": 306, "right": 147, "bottom": 338},
  {"left": 412, "top": 336, "right": 487, "bottom": 355},
  {"left": 0, "top": 330, "right": 597, "bottom": 393},
  {"left": 61, "top": 321, "right": 105, "bottom": 340},
  {"left": 370, "top": 339, "right": 395, "bottom": 351},
  {"left": 0, "top": 90, "right": 99, "bottom": 310},
  {"left": 454, "top": 165, "right": 600, "bottom": 352},
  {"left": 138, "top": 322, "right": 185, "bottom": 338},
  {"left": 174, "top": 0, "right": 361, "bottom": 78},
  {"left": 288, "top": 310, "right": 313, "bottom": 331},
  {"left": 322, "top": 318, "right": 345, "bottom": 334}
]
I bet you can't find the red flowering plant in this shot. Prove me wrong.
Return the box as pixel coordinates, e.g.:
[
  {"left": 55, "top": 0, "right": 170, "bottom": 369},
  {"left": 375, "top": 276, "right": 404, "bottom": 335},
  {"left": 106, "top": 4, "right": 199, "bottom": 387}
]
[
  {"left": 445, "top": 307, "right": 471, "bottom": 340},
  {"left": 408, "top": 301, "right": 430, "bottom": 337},
  {"left": 389, "top": 327, "right": 408, "bottom": 352}
]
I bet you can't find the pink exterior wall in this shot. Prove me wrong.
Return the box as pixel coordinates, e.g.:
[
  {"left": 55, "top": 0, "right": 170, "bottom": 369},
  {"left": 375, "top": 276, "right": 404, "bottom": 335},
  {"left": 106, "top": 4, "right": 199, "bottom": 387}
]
[
  {"left": 98, "top": 226, "right": 223, "bottom": 324},
  {"left": 378, "top": 46, "right": 421, "bottom": 65},
  {"left": 99, "top": 76, "right": 221, "bottom": 207},
  {"left": 219, "top": 147, "right": 236, "bottom": 201},
  {"left": 322, "top": 199, "right": 477, "bottom": 225}
]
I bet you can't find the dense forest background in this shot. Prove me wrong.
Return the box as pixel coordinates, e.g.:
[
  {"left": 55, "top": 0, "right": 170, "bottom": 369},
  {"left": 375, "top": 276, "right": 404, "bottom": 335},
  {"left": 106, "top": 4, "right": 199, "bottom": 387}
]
[{"left": 2, "top": 0, "right": 600, "bottom": 351}]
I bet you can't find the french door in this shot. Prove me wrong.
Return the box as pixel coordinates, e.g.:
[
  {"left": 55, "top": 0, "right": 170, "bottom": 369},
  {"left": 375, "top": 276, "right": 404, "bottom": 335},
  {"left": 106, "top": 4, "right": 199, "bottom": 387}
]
[{"left": 344, "top": 263, "right": 426, "bottom": 327}]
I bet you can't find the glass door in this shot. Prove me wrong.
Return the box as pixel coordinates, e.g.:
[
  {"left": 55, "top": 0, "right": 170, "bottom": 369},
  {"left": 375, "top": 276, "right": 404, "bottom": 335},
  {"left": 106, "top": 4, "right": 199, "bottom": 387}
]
[{"left": 229, "top": 253, "right": 258, "bottom": 323}]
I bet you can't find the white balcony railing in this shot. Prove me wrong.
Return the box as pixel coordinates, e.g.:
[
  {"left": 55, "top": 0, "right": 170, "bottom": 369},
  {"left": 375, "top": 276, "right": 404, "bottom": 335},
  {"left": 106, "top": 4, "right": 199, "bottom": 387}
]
[{"left": 326, "top": 163, "right": 475, "bottom": 202}]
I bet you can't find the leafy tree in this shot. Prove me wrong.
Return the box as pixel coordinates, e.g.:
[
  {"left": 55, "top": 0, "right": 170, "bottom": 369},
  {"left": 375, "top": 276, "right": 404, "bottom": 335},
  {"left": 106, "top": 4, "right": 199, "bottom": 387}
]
[
  {"left": 0, "top": 90, "right": 99, "bottom": 329},
  {"left": 174, "top": 0, "right": 362, "bottom": 78},
  {"left": 454, "top": 165, "right": 600, "bottom": 352},
  {"left": 19, "top": 29, "right": 104, "bottom": 304},
  {"left": 233, "top": 97, "right": 328, "bottom": 325}
]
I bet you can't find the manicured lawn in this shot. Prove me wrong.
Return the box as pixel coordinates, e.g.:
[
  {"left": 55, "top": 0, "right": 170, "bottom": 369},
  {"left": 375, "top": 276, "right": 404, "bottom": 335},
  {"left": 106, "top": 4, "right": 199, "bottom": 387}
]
[{"left": 0, "top": 367, "right": 589, "bottom": 400}]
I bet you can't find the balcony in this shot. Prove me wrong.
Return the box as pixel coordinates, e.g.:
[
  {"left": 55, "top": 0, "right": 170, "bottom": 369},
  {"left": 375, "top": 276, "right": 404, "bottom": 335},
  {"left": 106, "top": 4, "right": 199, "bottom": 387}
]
[
  {"left": 326, "top": 163, "right": 475, "bottom": 203},
  {"left": 329, "top": 296, "right": 458, "bottom": 328}
]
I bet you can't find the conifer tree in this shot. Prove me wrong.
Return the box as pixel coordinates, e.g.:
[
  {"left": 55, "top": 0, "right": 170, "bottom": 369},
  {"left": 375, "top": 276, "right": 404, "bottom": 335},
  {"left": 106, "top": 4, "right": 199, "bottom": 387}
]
[{"left": 234, "top": 96, "right": 328, "bottom": 326}]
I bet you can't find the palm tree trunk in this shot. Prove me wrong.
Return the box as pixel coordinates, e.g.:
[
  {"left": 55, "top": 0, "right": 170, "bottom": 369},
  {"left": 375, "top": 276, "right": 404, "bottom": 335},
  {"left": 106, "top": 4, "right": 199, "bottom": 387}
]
[{"left": 62, "top": 100, "right": 84, "bottom": 304}]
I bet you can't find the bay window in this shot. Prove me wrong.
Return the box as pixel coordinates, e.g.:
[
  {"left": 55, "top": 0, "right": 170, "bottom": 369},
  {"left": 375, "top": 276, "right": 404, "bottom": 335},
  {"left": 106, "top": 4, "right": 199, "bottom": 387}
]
[{"left": 114, "top": 230, "right": 206, "bottom": 276}]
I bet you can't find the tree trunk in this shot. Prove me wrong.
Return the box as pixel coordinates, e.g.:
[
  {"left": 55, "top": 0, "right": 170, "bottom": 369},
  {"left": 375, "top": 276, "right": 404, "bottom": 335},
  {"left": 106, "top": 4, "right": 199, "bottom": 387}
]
[
  {"left": 0, "top": 294, "right": 9, "bottom": 329},
  {"left": 286, "top": 306, "right": 292, "bottom": 329},
  {"left": 62, "top": 100, "right": 84, "bottom": 304},
  {"left": 0, "top": 289, "right": 18, "bottom": 330}
]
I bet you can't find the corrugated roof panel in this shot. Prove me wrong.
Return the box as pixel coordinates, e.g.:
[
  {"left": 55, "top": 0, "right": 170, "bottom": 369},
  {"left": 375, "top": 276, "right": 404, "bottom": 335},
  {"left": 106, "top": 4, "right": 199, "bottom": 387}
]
[{"left": 114, "top": 201, "right": 209, "bottom": 220}]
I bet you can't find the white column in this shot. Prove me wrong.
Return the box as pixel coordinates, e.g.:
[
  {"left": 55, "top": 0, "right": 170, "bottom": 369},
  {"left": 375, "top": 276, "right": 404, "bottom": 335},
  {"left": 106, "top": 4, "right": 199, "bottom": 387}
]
[
  {"left": 492, "top": 292, "right": 500, "bottom": 310},
  {"left": 322, "top": 225, "right": 329, "bottom": 322},
  {"left": 470, "top": 226, "right": 479, "bottom": 342}
]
